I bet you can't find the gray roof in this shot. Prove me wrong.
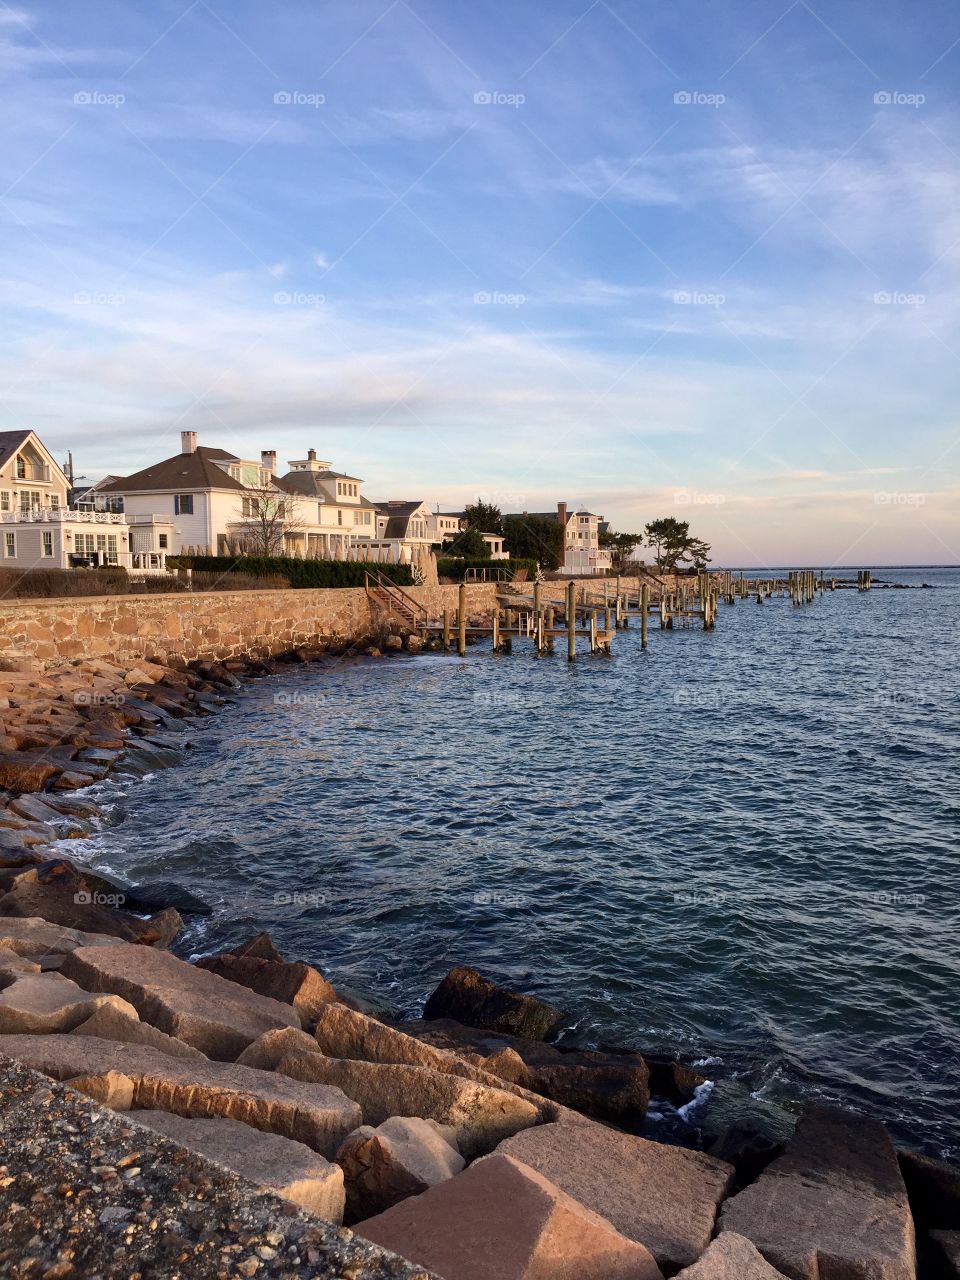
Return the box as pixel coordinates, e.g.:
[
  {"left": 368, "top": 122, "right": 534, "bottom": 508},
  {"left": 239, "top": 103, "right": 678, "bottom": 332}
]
[
  {"left": 274, "top": 469, "right": 365, "bottom": 496},
  {"left": 0, "top": 430, "right": 33, "bottom": 463},
  {"left": 100, "top": 446, "right": 245, "bottom": 494}
]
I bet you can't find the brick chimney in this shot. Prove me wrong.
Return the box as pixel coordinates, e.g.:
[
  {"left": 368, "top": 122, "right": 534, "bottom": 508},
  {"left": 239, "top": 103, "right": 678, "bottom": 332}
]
[
  {"left": 308, "top": 448, "right": 317, "bottom": 462},
  {"left": 261, "top": 449, "right": 277, "bottom": 474},
  {"left": 181, "top": 430, "right": 198, "bottom": 455},
  {"left": 557, "top": 501, "right": 568, "bottom": 527}
]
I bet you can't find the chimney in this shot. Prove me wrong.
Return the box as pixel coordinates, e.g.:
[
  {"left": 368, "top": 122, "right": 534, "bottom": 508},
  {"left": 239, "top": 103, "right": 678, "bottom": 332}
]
[
  {"left": 181, "top": 430, "right": 198, "bottom": 455},
  {"left": 308, "top": 448, "right": 317, "bottom": 462},
  {"left": 261, "top": 449, "right": 277, "bottom": 474},
  {"left": 557, "top": 501, "right": 568, "bottom": 526}
]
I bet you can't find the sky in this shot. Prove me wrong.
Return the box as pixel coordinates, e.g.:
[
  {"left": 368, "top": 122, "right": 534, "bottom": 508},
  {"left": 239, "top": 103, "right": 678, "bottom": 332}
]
[{"left": 1, "top": 0, "right": 959, "bottom": 567}]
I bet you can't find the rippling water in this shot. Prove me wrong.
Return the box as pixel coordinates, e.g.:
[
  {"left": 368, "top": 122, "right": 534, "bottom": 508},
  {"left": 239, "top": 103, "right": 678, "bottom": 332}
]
[{"left": 70, "top": 567, "right": 960, "bottom": 1158}]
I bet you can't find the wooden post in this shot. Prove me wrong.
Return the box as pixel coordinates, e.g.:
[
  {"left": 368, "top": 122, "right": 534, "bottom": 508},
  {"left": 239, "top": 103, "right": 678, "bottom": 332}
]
[
  {"left": 546, "top": 606, "right": 555, "bottom": 653},
  {"left": 590, "top": 611, "right": 597, "bottom": 652},
  {"left": 567, "top": 580, "right": 576, "bottom": 662},
  {"left": 641, "top": 584, "right": 649, "bottom": 649},
  {"left": 604, "top": 605, "right": 611, "bottom": 634},
  {"left": 457, "top": 584, "right": 466, "bottom": 656},
  {"left": 492, "top": 608, "right": 500, "bottom": 652},
  {"left": 533, "top": 581, "right": 541, "bottom": 621},
  {"left": 442, "top": 608, "right": 450, "bottom": 651}
]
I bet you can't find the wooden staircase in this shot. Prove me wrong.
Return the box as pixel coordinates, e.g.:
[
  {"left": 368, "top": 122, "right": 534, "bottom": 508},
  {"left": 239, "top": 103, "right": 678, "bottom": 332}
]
[{"left": 364, "top": 569, "right": 429, "bottom": 629}]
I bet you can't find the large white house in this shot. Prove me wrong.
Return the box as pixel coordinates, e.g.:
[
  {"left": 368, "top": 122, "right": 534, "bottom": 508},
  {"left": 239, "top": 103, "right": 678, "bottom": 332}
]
[
  {"left": 509, "top": 502, "right": 612, "bottom": 575},
  {"left": 0, "top": 430, "right": 172, "bottom": 573}
]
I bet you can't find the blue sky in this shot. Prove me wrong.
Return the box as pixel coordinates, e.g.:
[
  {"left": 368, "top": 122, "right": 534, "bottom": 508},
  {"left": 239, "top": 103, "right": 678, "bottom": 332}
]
[{"left": 2, "top": 0, "right": 959, "bottom": 565}]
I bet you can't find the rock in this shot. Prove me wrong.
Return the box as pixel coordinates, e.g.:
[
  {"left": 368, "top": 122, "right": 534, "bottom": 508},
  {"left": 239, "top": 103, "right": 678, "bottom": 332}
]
[
  {"left": 496, "top": 1119, "right": 734, "bottom": 1272},
  {"left": 71, "top": 1001, "right": 207, "bottom": 1060},
  {"left": 194, "top": 951, "right": 336, "bottom": 1028},
  {"left": 644, "top": 1055, "right": 710, "bottom": 1104},
  {"left": 68, "top": 1068, "right": 135, "bottom": 1109},
  {"left": 719, "top": 1105, "right": 916, "bottom": 1280},
  {"left": 32, "top": 792, "right": 101, "bottom": 820},
  {"left": 9, "top": 794, "right": 75, "bottom": 827},
  {"left": 675, "top": 1233, "right": 789, "bottom": 1278},
  {"left": 235, "top": 1026, "right": 322, "bottom": 1071},
  {"left": 405, "top": 1017, "right": 650, "bottom": 1128},
  {"left": 404, "top": 635, "right": 422, "bottom": 654},
  {"left": 356, "top": 1152, "right": 664, "bottom": 1280},
  {"left": 128, "top": 1111, "right": 346, "bottom": 1222},
  {"left": 384, "top": 636, "right": 403, "bottom": 651},
  {"left": 0, "top": 871, "right": 182, "bottom": 945},
  {"left": 0, "top": 915, "right": 125, "bottom": 958},
  {"left": 52, "top": 770, "right": 99, "bottom": 790},
  {"left": 277, "top": 1053, "right": 540, "bottom": 1159},
  {"left": 120, "top": 880, "right": 212, "bottom": 917},
  {"left": 899, "top": 1147, "right": 960, "bottom": 1229},
  {"left": 0, "top": 1034, "right": 362, "bottom": 1156},
  {"left": 424, "top": 966, "right": 566, "bottom": 1041},
  {"left": 60, "top": 944, "right": 301, "bottom": 1060},
  {"left": 928, "top": 1231, "right": 960, "bottom": 1278},
  {"left": 231, "top": 931, "right": 284, "bottom": 962},
  {"left": 708, "top": 1115, "right": 786, "bottom": 1186},
  {"left": 0, "top": 943, "right": 41, "bottom": 980},
  {"left": 336, "top": 1116, "right": 465, "bottom": 1219},
  {"left": 0, "top": 751, "right": 61, "bottom": 792},
  {"left": 0, "top": 972, "right": 138, "bottom": 1034}
]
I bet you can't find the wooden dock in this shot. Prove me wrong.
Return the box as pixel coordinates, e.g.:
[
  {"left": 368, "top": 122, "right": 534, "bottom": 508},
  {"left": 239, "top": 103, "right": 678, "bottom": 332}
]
[{"left": 365, "top": 567, "right": 878, "bottom": 663}]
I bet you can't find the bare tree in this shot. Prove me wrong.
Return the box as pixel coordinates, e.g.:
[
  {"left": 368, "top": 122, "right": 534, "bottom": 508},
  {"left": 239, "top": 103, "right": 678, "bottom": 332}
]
[{"left": 233, "top": 486, "right": 304, "bottom": 557}]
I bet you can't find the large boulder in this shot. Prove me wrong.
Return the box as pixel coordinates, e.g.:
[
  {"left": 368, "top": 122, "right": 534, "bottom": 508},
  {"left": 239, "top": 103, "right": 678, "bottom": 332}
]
[
  {"left": 928, "top": 1231, "right": 960, "bottom": 1278},
  {"left": 0, "top": 916, "right": 125, "bottom": 957},
  {"left": 0, "top": 944, "right": 41, "bottom": 981},
  {"left": 405, "top": 1017, "right": 651, "bottom": 1128},
  {"left": 0, "top": 751, "right": 61, "bottom": 792},
  {"left": 0, "top": 972, "right": 137, "bottom": 1034},
  {"left": 277, "top": 1052, "right": 540, "bottom": 1158},
  {"left": 423, "top": 966, "right": 566, "bottom": 1041},
  {"left": 336, "top": 1116, "right": 464, "bottom": 1220},
  {"left": 235, "top": 1026, "right": 322, "bottom": 1071},
  {"left": 60, "top": 944, "right": 301, "bottom": 1060},
  {"left": 194, "top": 951, "right": 335, "bottom": 1027},
  {"left": 899, "top": 1148, "right": 960, "bottom": 1230},
  {"left": 496, "top": 1118, "right": 734, "bottom": 1273},
  {"left": 719, "top": 1105, "right": 917, "bottom": 1280},
  {"left": 128, "top": 1111, "right": 346, "bottom": 1222},
  {"left": 356, "top": 1152, "right": 664, "bottom": 1280},
  {"left": 675, "top": 1233, "right": 789, "bottom": 1278},
  {"left": 71, "top": 1001, "right": 207, "bottom": 1061},
  {"left": 0, "top": 1034, "right": 361, "bottom": 1157},
  {"left": 0, "top": 870, "right": 182, "bottom": 945}
]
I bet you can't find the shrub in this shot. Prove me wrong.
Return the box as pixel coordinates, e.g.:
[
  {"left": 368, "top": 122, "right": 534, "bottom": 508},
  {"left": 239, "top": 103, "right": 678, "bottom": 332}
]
[{"left": 168, "top": 555, "right": 415, "bottom": 589}]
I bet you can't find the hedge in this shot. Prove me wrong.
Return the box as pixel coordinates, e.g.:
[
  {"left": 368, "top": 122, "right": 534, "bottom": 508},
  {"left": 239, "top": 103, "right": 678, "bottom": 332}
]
[
  {"left": 436, "top": 557, "right": 538, "bottom": 582},
  {"left": 168, "top": 555, "right": 414, "bottom": 588}
]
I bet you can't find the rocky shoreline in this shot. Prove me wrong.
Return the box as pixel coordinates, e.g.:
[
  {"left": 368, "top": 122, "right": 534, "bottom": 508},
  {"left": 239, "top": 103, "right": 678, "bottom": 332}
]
[{"left": 0, "top": 648, "right": 958, "bottom": 1278}]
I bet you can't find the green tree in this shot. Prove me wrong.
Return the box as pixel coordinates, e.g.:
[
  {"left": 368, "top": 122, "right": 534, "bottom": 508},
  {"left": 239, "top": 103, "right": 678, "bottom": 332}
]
[
  {"left": 446, "top": 525, "right": 490, "bottom": 558},
  {"left": 464, "top": 500, "right": 503, "bottom": 534},
  {"left": 644, "top": 517, "right": 711, "bottom": 572},
  {"left": 599, "top": 529, "right": 644, "bottom": 572},
  {"left": 503, "top": 513, "right": 565, "bottom": 571}
]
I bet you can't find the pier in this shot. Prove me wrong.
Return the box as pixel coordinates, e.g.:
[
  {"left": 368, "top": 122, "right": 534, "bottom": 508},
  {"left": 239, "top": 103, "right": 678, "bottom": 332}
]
[{"left": 366, "top": 566, "right": 883, "bottom": 662}]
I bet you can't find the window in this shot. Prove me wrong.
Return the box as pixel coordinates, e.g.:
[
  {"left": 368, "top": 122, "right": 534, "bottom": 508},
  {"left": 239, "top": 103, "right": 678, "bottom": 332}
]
[
  {"left": 159, "top": 534, "right": 168, "bottom": 549},
  {"left": 107, "top": 534, "right": 118, "bottom": 565},
  {"left": 4, "top": 532, "right": 14, "bottom": 557},
  {"left": 337, "top": 509, "right": 343, "bottom": 525},
  {"left": 0, "top": 492, "right": 8, "bottom": 511},
  {"left": 174, "top": 494, "right": 194, "bottom": 515},
  {"left": 42, "top": 532, "right": 53, "bottom": 557},
  {"left": 50, "top": 494, "right": 60, "bottom": 509},
  {"left": 15, "top": 456, "right": 24, "bottom": 479}
]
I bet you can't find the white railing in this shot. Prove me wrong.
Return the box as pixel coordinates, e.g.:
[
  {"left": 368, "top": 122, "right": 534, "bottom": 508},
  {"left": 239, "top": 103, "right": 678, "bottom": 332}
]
[{"left": 0, "top": 509, "right": 127, "bottom": 525}]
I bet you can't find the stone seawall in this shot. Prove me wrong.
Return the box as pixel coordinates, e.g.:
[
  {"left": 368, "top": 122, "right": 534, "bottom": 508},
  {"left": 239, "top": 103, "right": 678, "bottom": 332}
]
[
  {"left": 0, "top": 574, "right": 670, "bottom": 668},
  {"left": 0, "top": 582, "right": 501, "bottom": 667}
]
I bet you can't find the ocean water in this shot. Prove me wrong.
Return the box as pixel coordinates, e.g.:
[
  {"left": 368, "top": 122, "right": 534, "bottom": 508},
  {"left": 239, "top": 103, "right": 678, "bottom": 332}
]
[{"left": 69, "top": 567, "right": 960, "bottom": 1158}]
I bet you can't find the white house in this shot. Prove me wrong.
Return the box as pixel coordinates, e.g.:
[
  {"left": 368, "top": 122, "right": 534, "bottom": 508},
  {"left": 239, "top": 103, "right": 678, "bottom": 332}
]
[
  {"left": 425, "top": 509, "right": 509, "bottom": 560},
  {"left": 510, "top": 502, "right": 612, "bottom": 575}
]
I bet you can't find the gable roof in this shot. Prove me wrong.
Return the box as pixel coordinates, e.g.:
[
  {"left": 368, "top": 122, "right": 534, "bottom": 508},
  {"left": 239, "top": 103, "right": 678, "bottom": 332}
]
[
  {"left": 0, "top": 430, "right": 69, "bottom": 485},
  {"left": 372, "top": 500, "right": 429, "bottom": 540},
  {"left": 274, "top": 469, "right": 364, "bottom": 496},
  {"left": 100, "top": 446, "right": 246, "bottom": 494}
]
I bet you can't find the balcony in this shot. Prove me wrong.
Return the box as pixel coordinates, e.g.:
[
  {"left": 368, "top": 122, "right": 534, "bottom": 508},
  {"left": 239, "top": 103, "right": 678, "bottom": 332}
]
[
  {"left": 15, "top": 462, "right": 52, "bottom": 483},
  {"left": 0, "top": 509, "right": 126, "bottom": 525}
]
